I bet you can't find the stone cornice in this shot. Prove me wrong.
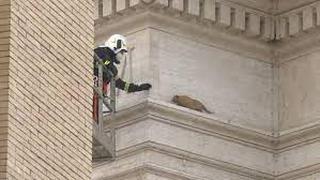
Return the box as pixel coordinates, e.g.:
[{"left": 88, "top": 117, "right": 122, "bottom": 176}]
[
  {"left": 94, "top": 140, "right": 320, "bottom": 179},
  {"left": 95, "top": 99, "right": 320, "bottom": 179},
  {"left": 277, "top": 163, "right": 320, "bottom": 180},
  {"left": 94, "top": 0, "right": 320, "bottom": 41},
  {"left": 117, "top": 141, "right": 275, "bottom": 180},
  {"left": 106, "top": 99, "right": 276, "bottom": 152},
  {"left": 95, "top": 8, "right": 274, "bottom": 63},
  {"left": 94, "top": 0, "right": 275, "bottom": 41},
  {"left": 274, "top": 1, "right": 320, "bottom": 39},
  {"left": 94, "top": 0, "right": 320, "bottom": 62},
  {"left": 276, "top": 122, "right": 320, "bottom": 152},
  {"left": 94, "top": 141, "right": 274, "bottom": 180},
  {"left": 276, "top": 0, "right": 320, "bottom": 14},
  {"left": 221, "top": 0, "right": 273, "bottom": 14},
  {"left": 103, "top": 99, "right": 320, "bottom": 153},
  {"left": 273, "top": 27, "right": 320, "bottom": 63},
  {"left": 94, "top": 163, "right": 251, "bottom": 180}
]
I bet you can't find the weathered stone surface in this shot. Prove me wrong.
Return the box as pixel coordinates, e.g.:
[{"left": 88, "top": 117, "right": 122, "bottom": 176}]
[
  {"left": 150, "top": 29, "right": 273, "bottom": 132},
  {"left": 279, "top": 52, "right": 320, "bottom": 131},
  {"left": 93, "top": 1, "right": 320, "bottom": 180}
]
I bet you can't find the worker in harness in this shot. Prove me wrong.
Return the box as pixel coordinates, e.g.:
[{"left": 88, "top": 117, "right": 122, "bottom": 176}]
[{"left": 93, "top": 34, "right": 152, "bottom": 122}]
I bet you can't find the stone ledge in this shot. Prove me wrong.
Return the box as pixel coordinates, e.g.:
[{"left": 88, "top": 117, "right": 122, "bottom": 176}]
[
  {"left": 104, "top": 99, "right": 320, "bottom": 153},
  {"left": 94, "top": 164, "right": 226, "bottom": 180},
  {"left": 293, "top": 171, "right": 320, "bottom": 180},
  {"left": 93, "top": 140, "right": 320, "bottom": 180},
  {"left": 277, "top": 163, "right": 320, "bottom": 180},
  {"left": 96, "top": 99, "right": 320, "bottom": 179},
  {"left": 106, "top": 99, "right": 276, "bottom": 152},
  {"left": 93, "top": 143, "right": 273, "bottom": 180},
  {"left": 277, "top": 122, "right": 320, "bottom": 152},
  {"left": 117, "top": 141, "right": 274, "bottom": 179},
  {"left": 93, "top": 141, "right": 320, "bottom": 179}
]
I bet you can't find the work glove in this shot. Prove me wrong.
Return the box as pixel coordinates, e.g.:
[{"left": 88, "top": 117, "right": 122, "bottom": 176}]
[{"left": 138, "top": 83, "right": 152, "bottom": 91}]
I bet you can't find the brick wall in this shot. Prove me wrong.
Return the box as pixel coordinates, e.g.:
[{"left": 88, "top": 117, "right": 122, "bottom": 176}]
[
  {"left": 0, "top": 0, "right": 10, "bottom": 179},
  {"left": 6, "top": 0, "right": 94, "bottom": 179}
]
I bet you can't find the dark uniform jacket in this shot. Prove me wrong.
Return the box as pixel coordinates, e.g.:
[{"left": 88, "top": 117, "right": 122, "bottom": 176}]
[
  {"left": 93, "top": 47, "right": 145, "bottom": 92},
  {"left": 94, "top": 47, "right": 119, "bottom": 82}
]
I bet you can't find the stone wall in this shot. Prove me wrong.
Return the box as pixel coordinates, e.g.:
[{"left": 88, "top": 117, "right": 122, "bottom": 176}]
[
  {"left": 93, "top": 1, "right": 276, "bottom": 179},
  {"left": 93, "top": 0, "right": 320, "bottom": 179},
  {"left": 95, "top": 0, "right": 275, "bottom": 40},
  {"left": 279, "top": 52, "right": 320, "bottom": 131},
  {"left": 149, "top": 29, "right": 273, "bottom": 132}
]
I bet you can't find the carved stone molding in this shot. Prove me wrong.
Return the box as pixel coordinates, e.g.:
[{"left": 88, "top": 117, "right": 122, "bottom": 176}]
[
  {"left": 276, "top": 0, "right": 320, "bottom": 14},
  {"left": 277, "top": 122, "right": 320, "bottom": 152},
  {"left": 95, "top": 10, "right": 274, "bottom": 63},
  {"left": 94, "top": 141, "right": 274, "bottom": 180},
  {"left": 93, "top": 139, "right": 320, "bottom": 180},
  {"left": 275, "top": 1, "right": 320, "bottom": 40},
  {"left": 94, "top": 0, "right": 320, "bottom": 60},
  {"left": 103, "top": 99, "right": 320, "bottom": 153},
  {"left": 94, "top": 99, "right": 320, "bottom": 179},
  {"left": 94, "top": 0, "right": 275, "bottom": 40},
  {"left": 118, "top": 142, "right": 275, "bottom": 180},
  {"left": 94, "top": 0, "right": 320, "bottom": 41}
]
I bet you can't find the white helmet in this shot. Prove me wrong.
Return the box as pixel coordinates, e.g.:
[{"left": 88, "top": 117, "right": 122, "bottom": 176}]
[{"left": 104, "top": 34, "right": 128, "bottom": 54}]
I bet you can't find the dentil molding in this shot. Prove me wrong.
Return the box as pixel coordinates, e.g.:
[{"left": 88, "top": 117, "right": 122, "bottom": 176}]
[
  {"left": 94, "top": 0, "right": 320, "bottom": 61},
  {"left": 94, "top": 0, "right": 320, "bottom": 41}
]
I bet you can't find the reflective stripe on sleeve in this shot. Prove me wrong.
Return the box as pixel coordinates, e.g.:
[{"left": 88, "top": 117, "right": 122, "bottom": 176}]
[{"left": 104, "top": 60, "right": 110, "bottom": 65}]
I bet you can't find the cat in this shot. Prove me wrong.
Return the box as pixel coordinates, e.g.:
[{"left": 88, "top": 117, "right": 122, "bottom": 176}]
[{"left": 172, "top": 95, "right": 213, "bottom": 114}]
